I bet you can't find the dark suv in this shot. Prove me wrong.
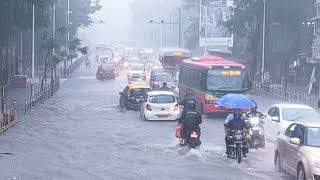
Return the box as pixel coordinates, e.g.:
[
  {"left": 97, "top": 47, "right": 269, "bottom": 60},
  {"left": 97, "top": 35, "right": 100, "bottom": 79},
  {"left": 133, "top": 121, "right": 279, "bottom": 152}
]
[{"left": 149, "top": 71, "right": 174, "bottom": 90}]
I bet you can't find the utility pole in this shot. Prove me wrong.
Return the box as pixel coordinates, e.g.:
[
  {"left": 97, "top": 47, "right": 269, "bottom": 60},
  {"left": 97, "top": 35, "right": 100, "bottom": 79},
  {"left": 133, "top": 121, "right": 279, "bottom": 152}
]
[
  {"left": 204, "top": 6, "right": 208, "bottom": 53},
  {"left": 67, "top": 0, "right": 70, "bottom": 74},
  {"left": 52, "top": 2, "right": 56, "bottom": 82},
  {"left": 20, "top": 32, "right": 23, "bottom": 75},
  {"left": 31, "top": 3, "right": 35, "bottom": 97},
  {"left": 160, "top": 20, "right": 164, "bottom": 48},
  {"left": 53, "top": 3, "right": 56, "bottom": 55},
  {"left": 178, "top": 8, "right": 182, "bottom": 48},
  {"left": 199, "top": 0, "right": 202, "bottom": 50},
  {"left": 261, "top": 0, "right": 266, "bottom": 83}
]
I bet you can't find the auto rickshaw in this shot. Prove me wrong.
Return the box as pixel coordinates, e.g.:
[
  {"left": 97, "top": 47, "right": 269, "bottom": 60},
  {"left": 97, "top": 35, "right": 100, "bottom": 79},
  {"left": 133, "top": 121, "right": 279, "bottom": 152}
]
[{"left": 119, "top": 82, "right": 151, "bottom": 110}]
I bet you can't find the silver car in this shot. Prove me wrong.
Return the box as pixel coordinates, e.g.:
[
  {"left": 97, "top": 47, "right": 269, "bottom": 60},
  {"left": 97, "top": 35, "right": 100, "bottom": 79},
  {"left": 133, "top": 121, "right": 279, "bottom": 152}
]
[{"left": 274, "top": 121, "right": 320, "bottom": 180}]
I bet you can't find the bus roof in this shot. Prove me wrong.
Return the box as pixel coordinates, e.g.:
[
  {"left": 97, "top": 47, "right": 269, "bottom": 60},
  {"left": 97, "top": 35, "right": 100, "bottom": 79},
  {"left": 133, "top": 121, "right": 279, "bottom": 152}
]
[
  {"left": 181, "top": 56, "right": 245, "bottom": 70},
  {"left": 159, "top": 48, "right": 191, "bottom": 57}
]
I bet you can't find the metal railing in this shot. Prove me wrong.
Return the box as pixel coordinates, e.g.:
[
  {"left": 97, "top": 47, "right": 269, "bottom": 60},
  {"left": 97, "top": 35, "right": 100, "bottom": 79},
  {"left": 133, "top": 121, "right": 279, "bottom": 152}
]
[
  {"left": 24, "top": 79, "right": 60, "bottom": 114},
  {"left": 253, "top": 82, "right": 312, "bottom": 105},
  {"left": 0, "top": 104, "right": 21, "bottom": 133}
]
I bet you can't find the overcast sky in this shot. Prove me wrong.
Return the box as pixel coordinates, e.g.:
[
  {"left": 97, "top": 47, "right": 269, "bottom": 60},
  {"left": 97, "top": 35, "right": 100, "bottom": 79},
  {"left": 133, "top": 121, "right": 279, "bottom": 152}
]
[{"left": 78, "top": 0, "right": 133, "bottom": 48}]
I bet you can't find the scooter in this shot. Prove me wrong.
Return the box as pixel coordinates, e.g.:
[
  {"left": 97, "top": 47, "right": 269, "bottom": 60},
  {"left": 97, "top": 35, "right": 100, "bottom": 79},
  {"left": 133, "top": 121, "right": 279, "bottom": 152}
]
[{"left": 245, "top": 115, "right": 266, "bottom": 149}]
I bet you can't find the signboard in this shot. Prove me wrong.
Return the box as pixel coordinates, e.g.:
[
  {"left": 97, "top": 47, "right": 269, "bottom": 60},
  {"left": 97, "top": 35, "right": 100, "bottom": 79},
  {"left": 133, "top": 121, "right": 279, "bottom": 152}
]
[{"left": 199, "top": 0, "right": 234, "bottom": 49}]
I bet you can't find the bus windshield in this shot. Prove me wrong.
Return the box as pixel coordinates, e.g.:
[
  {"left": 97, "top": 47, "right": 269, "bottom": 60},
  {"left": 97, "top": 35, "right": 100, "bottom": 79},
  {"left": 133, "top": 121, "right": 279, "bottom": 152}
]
[
  {"left": 207, "top": 69, "right": 250, "bottom": 91},
  {"left": 163, "top": 56, "right": 187, "bottom": 67}
]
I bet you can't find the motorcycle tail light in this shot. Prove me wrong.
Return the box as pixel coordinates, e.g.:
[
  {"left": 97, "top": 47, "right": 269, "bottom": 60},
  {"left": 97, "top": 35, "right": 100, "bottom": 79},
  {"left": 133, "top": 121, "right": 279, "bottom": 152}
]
[{"left": 146, "top": 104, "right": 152, "bottom": 111}]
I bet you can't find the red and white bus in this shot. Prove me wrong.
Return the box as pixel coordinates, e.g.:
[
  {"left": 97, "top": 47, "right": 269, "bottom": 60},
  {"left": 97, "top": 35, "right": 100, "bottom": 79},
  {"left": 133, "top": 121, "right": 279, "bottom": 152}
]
[{"left": 178, "top": 56, "right": 252, "bottom": 114}]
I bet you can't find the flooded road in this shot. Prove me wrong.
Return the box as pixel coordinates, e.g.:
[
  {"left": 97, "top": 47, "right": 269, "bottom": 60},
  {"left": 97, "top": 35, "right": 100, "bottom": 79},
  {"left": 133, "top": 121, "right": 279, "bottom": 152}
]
[{"left": 0, "top": 62, "right": 289, "bottom": 180}]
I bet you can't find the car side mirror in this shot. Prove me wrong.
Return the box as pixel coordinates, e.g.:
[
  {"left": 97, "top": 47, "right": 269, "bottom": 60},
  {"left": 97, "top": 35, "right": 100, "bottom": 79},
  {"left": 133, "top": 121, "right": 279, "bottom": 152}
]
[
  {"left": 290, "top": 138, "right": 301, "bottom": 145},
  {"left": 271, "top": 116, "right": 280, "bottom": 122}
]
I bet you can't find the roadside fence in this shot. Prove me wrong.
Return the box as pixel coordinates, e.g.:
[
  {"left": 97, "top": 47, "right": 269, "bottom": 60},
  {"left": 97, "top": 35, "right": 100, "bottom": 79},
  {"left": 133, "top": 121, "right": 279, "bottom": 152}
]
[
  {"left": 24, "top": 79, "right": 60, "bottom": 114},
  {"left": 253, "top": 82, "right": 312, "bottom": 105}
]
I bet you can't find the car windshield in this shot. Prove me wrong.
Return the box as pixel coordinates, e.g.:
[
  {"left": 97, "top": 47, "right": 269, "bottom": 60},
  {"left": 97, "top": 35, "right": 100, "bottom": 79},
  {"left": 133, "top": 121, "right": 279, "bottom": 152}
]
[
  {"left": 131, "top": 88, "right": 149, "bottom": 96},
  {"left": 149, "top": 94, "right": 175, "bottom": 103},
  {"left": 99, "top": 57, "right": 109, "bottom": 62},
  {"left": 306, "top": 127, "right": 320, "bottom": 147},
  {"left": 282, "top": 108, "right": 320, "bottom": 121},
  {"left": 155, "top": 75, "right": 173, "bottom": 82},
  {"left": 130, "top": 64, "right": 144, "bottom": 70},
  {"left": 100, "top": 66, "right": 114, "bottom": 71},
  {"left": 207, "top": 69, "right": 250, "bottom": 91}
]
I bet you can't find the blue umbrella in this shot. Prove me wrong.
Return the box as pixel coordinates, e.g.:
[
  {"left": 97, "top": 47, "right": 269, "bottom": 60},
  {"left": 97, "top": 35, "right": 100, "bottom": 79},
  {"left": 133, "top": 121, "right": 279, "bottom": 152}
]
[{"left": 216, "top": 94, "right": 257, "bottom": 109}]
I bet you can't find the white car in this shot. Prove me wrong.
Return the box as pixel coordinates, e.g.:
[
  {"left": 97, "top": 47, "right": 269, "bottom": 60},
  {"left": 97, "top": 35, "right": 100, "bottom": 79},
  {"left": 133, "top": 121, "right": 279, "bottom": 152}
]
[
  {"left": 140, "top": 91, "right": 180, "bottom": 121},
  {"left": 265, "top": 103, "right": 320, "bottom": 140},
  {"left": 127, "top": 63, "right": 146, "bottom": 80}
]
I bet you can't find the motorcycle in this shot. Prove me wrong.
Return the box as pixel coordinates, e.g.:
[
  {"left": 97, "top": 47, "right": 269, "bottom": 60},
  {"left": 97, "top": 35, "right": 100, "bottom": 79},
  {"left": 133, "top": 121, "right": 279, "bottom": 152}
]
[
  {"left": 176, "top": 125, "right": 201, "bottom": 149},
  {"left": 245, "top": 115, "right": 266, "bottom": 149},
  {"left": 186, "top": 127, "right": 201, "bottom": 148},
  {"left": 227, "top": 129, "right": 247, "bottom": 164}
]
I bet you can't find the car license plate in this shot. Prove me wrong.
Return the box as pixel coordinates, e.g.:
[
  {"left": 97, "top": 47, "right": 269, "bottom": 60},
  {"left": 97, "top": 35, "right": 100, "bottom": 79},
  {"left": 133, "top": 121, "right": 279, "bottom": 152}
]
[
  {"left": 191, "top": 134, "right": 198, "bottom": 138},
  {"left": 252, "top": 127, "right": 260, "bottom": 131},
  {"left": 157, "top": 115, "right": 168, "bottom": 118},
  {"left": 136, "top": 99, "right": 142, "bottom": 102}
]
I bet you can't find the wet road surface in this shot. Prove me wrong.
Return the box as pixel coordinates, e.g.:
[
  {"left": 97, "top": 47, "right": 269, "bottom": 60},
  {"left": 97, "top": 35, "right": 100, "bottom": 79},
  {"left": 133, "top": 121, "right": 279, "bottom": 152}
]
[{"left": 0, "top": 62, "right": 291, "bottom": 180}]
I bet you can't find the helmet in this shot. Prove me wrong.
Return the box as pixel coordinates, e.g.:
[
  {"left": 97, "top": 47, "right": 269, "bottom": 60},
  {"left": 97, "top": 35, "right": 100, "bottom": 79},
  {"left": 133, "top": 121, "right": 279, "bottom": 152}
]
[
  {"left": 233, "top": 108, "right": 241, "bottom": 119},
  {"left": 250, "top": 106, "right": 257, "bottom": 112},
  {"left": 186, "top": 99, "right": 196, "bottom": 110}
]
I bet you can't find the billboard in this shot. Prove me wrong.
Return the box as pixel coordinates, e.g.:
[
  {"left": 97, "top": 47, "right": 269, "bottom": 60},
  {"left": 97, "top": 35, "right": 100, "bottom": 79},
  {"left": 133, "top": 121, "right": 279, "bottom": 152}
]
[{"left": 199, "top": 0, "right": 234, "bottom": 49}]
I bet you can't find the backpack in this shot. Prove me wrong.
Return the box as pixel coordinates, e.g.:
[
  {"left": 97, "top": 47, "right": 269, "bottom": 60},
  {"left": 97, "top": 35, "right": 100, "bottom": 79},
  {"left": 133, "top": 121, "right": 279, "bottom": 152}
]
[{"left": 184, "top": 111, "right": 199, "bottom": 127}]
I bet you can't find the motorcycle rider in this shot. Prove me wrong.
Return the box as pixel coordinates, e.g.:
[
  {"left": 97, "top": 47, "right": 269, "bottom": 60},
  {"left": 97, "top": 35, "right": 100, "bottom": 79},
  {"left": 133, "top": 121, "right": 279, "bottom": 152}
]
[
  {"left": 243, "top": 106, "right": 264, "bottom": 119},
  {"left": 224, "top": 109, "right": 249, "bottom": 157},
  {"left": 159, "top": 82, "right": 170, "bottom": 91},
  {"left": 177, "top": 99, "right": 202, "bottom": 146}
]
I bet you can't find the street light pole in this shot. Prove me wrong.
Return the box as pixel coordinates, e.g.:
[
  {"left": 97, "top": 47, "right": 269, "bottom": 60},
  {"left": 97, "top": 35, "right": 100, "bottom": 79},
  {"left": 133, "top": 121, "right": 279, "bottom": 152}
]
[
  {"left": 199, "top": 0, "right": 202, "bottom": 50},
  {"left": 67, "top": 0, "right": 70, "bottom": 74},
  {"left": 31, "top": 3, "right": 35, "bottom": 97},
  {"left": 261, "top": 0, "right": 266, "bottom": 83},
  {"left": 53, "top": 3, "right": 56, "bottom": 55},
  {"left": 178, "top": 8, "right": 182, "bottom": 48},
  {"left": 204, "top": 6, "right": 208, "bottom": 53},
  {"left": 20, "top": 31, "right": 23, "bottom": 74},
  {"left": 160, "top": 21, "right": 163, "bottom": 47}
]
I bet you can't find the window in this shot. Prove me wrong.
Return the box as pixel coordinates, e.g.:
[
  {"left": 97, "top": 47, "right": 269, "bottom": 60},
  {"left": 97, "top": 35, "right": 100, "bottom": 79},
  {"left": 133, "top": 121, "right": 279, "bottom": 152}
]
[
  {"left": 268, "top": 107, "right": 276, "bottom": 116},
  {"left": 155, "top": 75, "right": 173, "bottom": 82},
  {"left": 130, "top": 88, "right": 149, "bottom": 96},
  {"left": 274, "top": 107, "right": 280, "bottom": 117},
  {"left": 179, "top": 66, "right": 204, "bottom": 90},
  {"left": 285, "top": 124, "right": 305, "bottom": 142},
  {"left": 306, "top": 127, "right": 320, "bottom": 147},
  {"left": 206, "top": 69, "right": 249, "bottom": 91},
  {"left": 149, "top": 94, "right": 175, "bottom": 103},
  {"left": 282, "top": 108, "right": 320, "bottom": 121},
  {"left": 285, "top": 124, "right": 297, "bottom": 138}
]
